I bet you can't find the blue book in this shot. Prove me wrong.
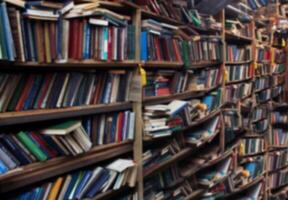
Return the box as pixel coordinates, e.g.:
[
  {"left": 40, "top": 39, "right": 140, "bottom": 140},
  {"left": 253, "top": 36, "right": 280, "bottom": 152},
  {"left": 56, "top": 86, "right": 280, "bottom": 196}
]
[
  {"left": 102, "top": 27, "right": 109, "bottom": 60},
  {"left": 24, "top": 75, "right": 43, "bottom": 110},
  {"left": 141, "top": 31, "right": 148, "bottom": 61},
  {"left": 63, "top": 172, "right": 81, "bottom": 200},
  {"left": 35, "top": 187, "right": 44, "bottom": 200},
  {"left": 111, "top": 113, "right": 118, "bottom": 142},
  {"left": 245, "top": 162, "right": 256, "bottom": 178},
  {"left": 75, "top": 170, "right": 93, "bottom": 199},
  {"left": 42, "top": 135, "right": 64, "bottom": 156},
  {"left": 83, "top": 22, "right": 91, "bottom": 59},
  {"left": 0, "top": 159, "right": 8, "bottom": 174},
  {"left": 85, "top": 169, "right": 110, "bottom": 198},
  {"left": 0, "top": 2, "right": 15, "bottom": 61},
  {"left": 203, "top": 95, "right": 213, "bottom": 111}
]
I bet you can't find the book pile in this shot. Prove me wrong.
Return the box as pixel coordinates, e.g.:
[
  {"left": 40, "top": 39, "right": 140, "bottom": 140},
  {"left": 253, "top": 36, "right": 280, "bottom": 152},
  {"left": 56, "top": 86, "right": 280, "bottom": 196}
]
[
  {"left": 141, "top": 19, "right": 182, "bottom": 62},
  {"left": 248, "top": 0, "right": 268, "bottom": 10},
  {"left": 268, "top": 150, "right": 288, "bottom": 171},
  {"left": 0, "top": 71, "right": 133, "bottom": 112},
  {"left": 254, "top": 76, "right": 271, "bottom": 92},
  {"left": 12, "top": 158, "right": 137, "bottom": 199},
  {"left": 255, "top": 63, "right": 270, "bottom": 76},
  {"left": 83, "top": 111, "right": 135, "bottom": 145},
  {"left": 226, "top": 64, "right": 252, "bottom": 82},
  {"left": 142, "top": 138, "right": 183, "bottom": 172},
  {"left": 255, "top": 89, "right": 271, "bottom": 103},
  {"left": 225, "top": 20, "right": 252, "bottom": 38},
  {"left": 269, "top": 168, "right": 288, "bottom": 190},
  {"left": 272, "top": 63, "right": 286, "bottom": 74},
  {"left": 185, "top": 116, "right": 220, "bottom": 146},
  {"left": 197, "top": 157, "right": 232, "bottom": 188},
  {"left": 143, "top": 100, "right": 188, "bottom": 138},
  {"left": 256, "top": 47, "right": 271, "bottom": 62},
  {"left": 0, "top": 120, "right": 92, "bottom": 175},
  {"left": 270, "top": 129, "right": 288, "bottom": 146},
  {"left": 144, "top": 166, "right": 193, "bottom": 200},
  {"left": 225, "top": 82, "right": 252, "bottom": 102},
  {"left": 226, "top": 45, "right": 251, "bottom": 62},
  {"left": 240, "top": 138, "right": 265, "bottom": 156}
]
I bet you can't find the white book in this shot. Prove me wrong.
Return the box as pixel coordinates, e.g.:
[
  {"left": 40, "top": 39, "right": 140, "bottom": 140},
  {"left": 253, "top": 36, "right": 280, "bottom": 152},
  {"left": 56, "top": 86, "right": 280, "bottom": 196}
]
[
  {"left": 89, "top": 18, "right": 109, "bottom": 26},
  {"left": 65, "top": 134, "right": 84, "bottom": 154},
  {"left": 98, "top": 115, "right": 106, "bottom": 145},
  {"left": 42, "top": 182, "right": 53, "bottom": 200},
  {"left": 58, "top": 175, "right": 72, "bottom": 200},
  {"left": 59, "top": 1, "right": 74, "bottom": 15},
  {"left": 85, "top": 76, "right": 96, "bottom": 105},
  {"left": 41, "top": 74, "right": 56, "bottom": 108},
  {"left": 101, "top": 170, "right": 118, "bottom": 192},
  {"left": 161, "top": 22, "right": 179, "bottom": 30},
  {"left": 168, "top": 100, "right": 188, "bottom": 116},
  {"left": 113, "top": 173, "right": 125, "bottom": 190},
  {"left": 128, "top": 112, "right": 135, "bottom": 140},
  {"left": 56, "top": 73, "right": 70, "bottom": 108},
  {"left": 72, "top": 127, "right": 92, "bottom": 152},
  {"left": 26, "top": 9, "right": 59, "bottom": 18},
  {"left": 107, "top": 159, "right": 135, "bottom": 173}
]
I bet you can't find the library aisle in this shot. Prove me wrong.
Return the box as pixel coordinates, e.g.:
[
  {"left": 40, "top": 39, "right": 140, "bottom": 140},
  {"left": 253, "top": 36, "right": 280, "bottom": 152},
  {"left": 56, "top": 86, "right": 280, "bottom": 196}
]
[{"left": 1, "top": 0, "right": 288, "bottom": 199}]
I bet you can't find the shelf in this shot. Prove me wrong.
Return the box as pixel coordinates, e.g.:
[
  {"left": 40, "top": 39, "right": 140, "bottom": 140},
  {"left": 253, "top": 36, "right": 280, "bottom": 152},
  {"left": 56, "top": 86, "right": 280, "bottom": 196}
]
[
  {"left": 0, "top": 102, "right": 132, "bottom": 127},
  {"left": 143, "top": 84, "right": 221, "bottom": 105},
  {"left": 3, "top": 61, "right": 139, "bottom": 70},
  {"left": 185, "top": 189, "right": 206, "bottom": 200},
  {"left": 225, "top": 31, "right": 253, "bottom": 43},
  {"left": 225, "top": 77, "right": 252, "bottom": 85},
  {"left": 144, "top": 147, "right": 192, "bottom": 178},
  {"left": 187, "top": 61, "right": 222, "bottom": 69},
  {"left": 268, "top": 164, "right": 288, "bottom": 175},
  {"left": 254, "top": 87, "right": 270, "bottom": 93},
  {"left": 92, "top": 186, "right": 132, "bottom": 200},
  {"left": 226, "top": 60, "right": 253, "bottom": 65},
  {"left": 199, "top": 173, "right": 230, "bottom": 189},
  {"left": 142, "top": 61, "right": 184, "bottom": 69},
  {"left": 141, "top": 9, "right": 183, "bottom": 25},
  {"left": 240, "top": 151, "right": 266, "bottom": 158},
  {"left": 181, "top": 149, "right": 233, "bottom": 178},
  {"left": 0, "top": 142, "right": 133, "bottom": 194}
]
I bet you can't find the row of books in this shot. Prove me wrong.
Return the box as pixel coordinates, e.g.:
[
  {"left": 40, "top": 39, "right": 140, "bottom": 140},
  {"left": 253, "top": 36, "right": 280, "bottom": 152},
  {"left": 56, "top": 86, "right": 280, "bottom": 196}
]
[
  {"left": 1, "top": 1, "right": 136, "bottom": 62},
  {"left": 251, "top": 106, "right": 268, "bottom": 122},
  {"left": 256, "top": 47, "right": 271, "bottom": 62},
  {"left": 270, "top": 129, "right": 288, "bottom": 146},
  {"left": 225, "top": 82, "right": 252, "bottom": 102},
  {"left": 255, "top": 89, "right": 271, "bottom": 103},
  {"left": 144, "top": 67, "right": 222, "bottom": 97},
  {"left": 252, "top": 118, "right": 269, "bottom": 133},
  {"left": 143, "top": 138, "right": 182, "bottom": 172},
  {"left": 269, "top": 168, "right": 288, "bottom": 189},
  {"left": 268, "top": 150, "right": 288, "bottom": 172},
  {"left": 223, "top": 110, "right": 242, "bottom": 131},
  {"left": 248, "top": 0, "right": 269, "bottom": 10},
  {"left": 271, "top": 111, "right": 288, "bottom": 124},
  {"left": 241, "top": 156, "right": 265, "bottom": 180},
  {"left": 226, "top": 64, "right": 252, "bottom": 83},
  {"left": 272, "top": 85, "right": 284, "bottom": 99},
  {"left": 272, "top": 63, "right": 286, "bottom": 74},
  {"left": 254, "top": 76, "right": 271, "bottom": 92},
  {"left": 274, "top": 49, "right": 286, "bottom": 64},
  {"left": 240, "top": 138, "right": 265, "bottom": 156},
  {"left": 226, "top": 45, "right": 251, "bottom": 62},
  {"left": 0, "top": 121, "right": 92, "bottom": 174},
  {"left": 255, "top": 63, "right": 270, "bottom": 76},
  {"left": 11, "top": 158, "right": 137, "bottom": 200},
  {"left": 272, "top": 74, "right": 285, "bottom": 87},
  {"left": 0, "top": 71, "right": 133, "bottom": 112}
]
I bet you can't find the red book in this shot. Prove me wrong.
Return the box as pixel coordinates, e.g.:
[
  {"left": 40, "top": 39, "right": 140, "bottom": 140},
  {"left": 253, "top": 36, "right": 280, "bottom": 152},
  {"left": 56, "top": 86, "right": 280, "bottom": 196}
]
[
  {"left": 157, "top": 88, "right": 171, "bottom": 96},
  {"left": 77, "top": 20, "right": 84, "bottom": 60},
  {"left": 117, "top": 112, "right": 124, "bottom": 143},
  {"left": 108, "top": 26, "right": 112, "bottom": 60},
  {"left": 29, "top": 132, "right": 58, "bottom": 158},
  {"left": 15, "top": 75, "right": 35, "bottom": 111},
  {"left": 172, "top": 39, "right": 181, "bottom": 62},
  {"left": 36, "top": 74, "right": 53, "bottom": 109}
]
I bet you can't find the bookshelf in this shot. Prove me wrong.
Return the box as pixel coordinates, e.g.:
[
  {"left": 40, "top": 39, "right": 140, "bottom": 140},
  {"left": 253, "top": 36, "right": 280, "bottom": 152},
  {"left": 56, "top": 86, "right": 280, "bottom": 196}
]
[{"left": 0, "top": 0, "right": 287, "bottom": 199}]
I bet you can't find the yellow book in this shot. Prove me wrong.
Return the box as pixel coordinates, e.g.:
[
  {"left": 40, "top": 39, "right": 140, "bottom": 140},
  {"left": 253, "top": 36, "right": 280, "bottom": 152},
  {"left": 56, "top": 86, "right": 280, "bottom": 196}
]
[{"left": 48, "top": 177, "right": 64, "bottom": 200}]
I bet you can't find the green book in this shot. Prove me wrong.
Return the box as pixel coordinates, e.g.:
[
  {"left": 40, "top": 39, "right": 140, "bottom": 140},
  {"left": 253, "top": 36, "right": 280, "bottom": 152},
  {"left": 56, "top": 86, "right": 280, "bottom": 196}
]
[
  {"left": 41, "top": 120, "right": 81, "bottom": 135},
  {"left": 16, "top": 131, "right": 48, "bottom": 161},
  {"left": 181, "top": 40, "right": 190, "bottom": 68},
  {"left": 7, "top": 76, "right": 27, "bottom": 111}
]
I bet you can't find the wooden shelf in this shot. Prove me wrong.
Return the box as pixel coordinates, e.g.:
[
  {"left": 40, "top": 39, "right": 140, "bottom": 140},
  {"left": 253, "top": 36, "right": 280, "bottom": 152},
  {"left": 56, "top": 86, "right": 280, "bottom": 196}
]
[
  {"left": 141, "top": 9, "right": 183, "bottom": 25},
  {"left": 143, "top": 85, "right": 222, "bottom": 105},
  {"left": 142, "top": 61, "right": 184, "bottom": 69},
  {"left": 226, "top": 77, "right": 252, "bottom": 85},
  {"left": 0, "top": 102, "right": 132, "bottom": 127},
  {"left": 268, "top": 164, "right": 288, "bottom": 175},
  {"left": 226, "top": 60, "right": 253, "bottom": 65},
  {"left": 143, "top": 148, "right": 192, "bottom": 178},
  {"left": 225, "top": 31, "right": 253, "bottom": 43},
  {"left": 3, "top": 61, "right": 139, "bottom": 70},
  {"left": 0, "top": 142, "right": 133, "bottom": 194},
  {"left": 92, "top": 186, "right": 132, "bottom": 200},
  {"left": 187, "top": 61, "right": 222, "bottom": 69}
]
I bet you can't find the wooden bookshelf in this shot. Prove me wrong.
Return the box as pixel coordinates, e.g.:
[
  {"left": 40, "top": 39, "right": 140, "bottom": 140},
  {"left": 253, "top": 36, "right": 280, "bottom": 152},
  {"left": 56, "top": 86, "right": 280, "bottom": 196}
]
[
  {"left": 0, "top": 102, "right": 132, "bottom": 126},
  {"left": 185, "top": 189, "right": 206, "bottom": 200},
  {"left": 0, "top": 142, "right": 133, "bottom": 193},
  {"left": 142, "top": 61, "right": 184, "bottom": 69}
]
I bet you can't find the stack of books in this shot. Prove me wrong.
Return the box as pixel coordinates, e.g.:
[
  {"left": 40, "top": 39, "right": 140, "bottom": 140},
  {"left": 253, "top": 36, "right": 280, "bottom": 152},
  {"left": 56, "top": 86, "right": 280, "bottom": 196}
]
[
  {"left": 225, "top": 82, "right": 252, "bottom": 102},
  {"left": 226, "top": 45, "right": 252, "bottom": 62},
  {"left": 143, "top": 100, "right": 188, "bottom": 138},
  {"left": 240, "top": 138, "right": 265, "bottom": 156},
  {"left": 11, "top": 158, "right": 137, "bottom": 199},
  {"left": 0, "top": 71, "right": 133, "bottom": 112},
  {"left": 226, "top": 64, "right": 252, "bottom": 83},
  {"left": 268, "top": 150, "right": 288, "bottom": 172}
]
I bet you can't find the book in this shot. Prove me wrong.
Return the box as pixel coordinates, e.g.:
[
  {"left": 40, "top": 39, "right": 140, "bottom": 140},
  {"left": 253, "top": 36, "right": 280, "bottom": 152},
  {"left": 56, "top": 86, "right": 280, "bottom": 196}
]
[
  {"left": 226, "top": 45, "right": 251, "bottom": 62},
  {"left": 226, "top": 64, "right": 252, "bottom": 83}
]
